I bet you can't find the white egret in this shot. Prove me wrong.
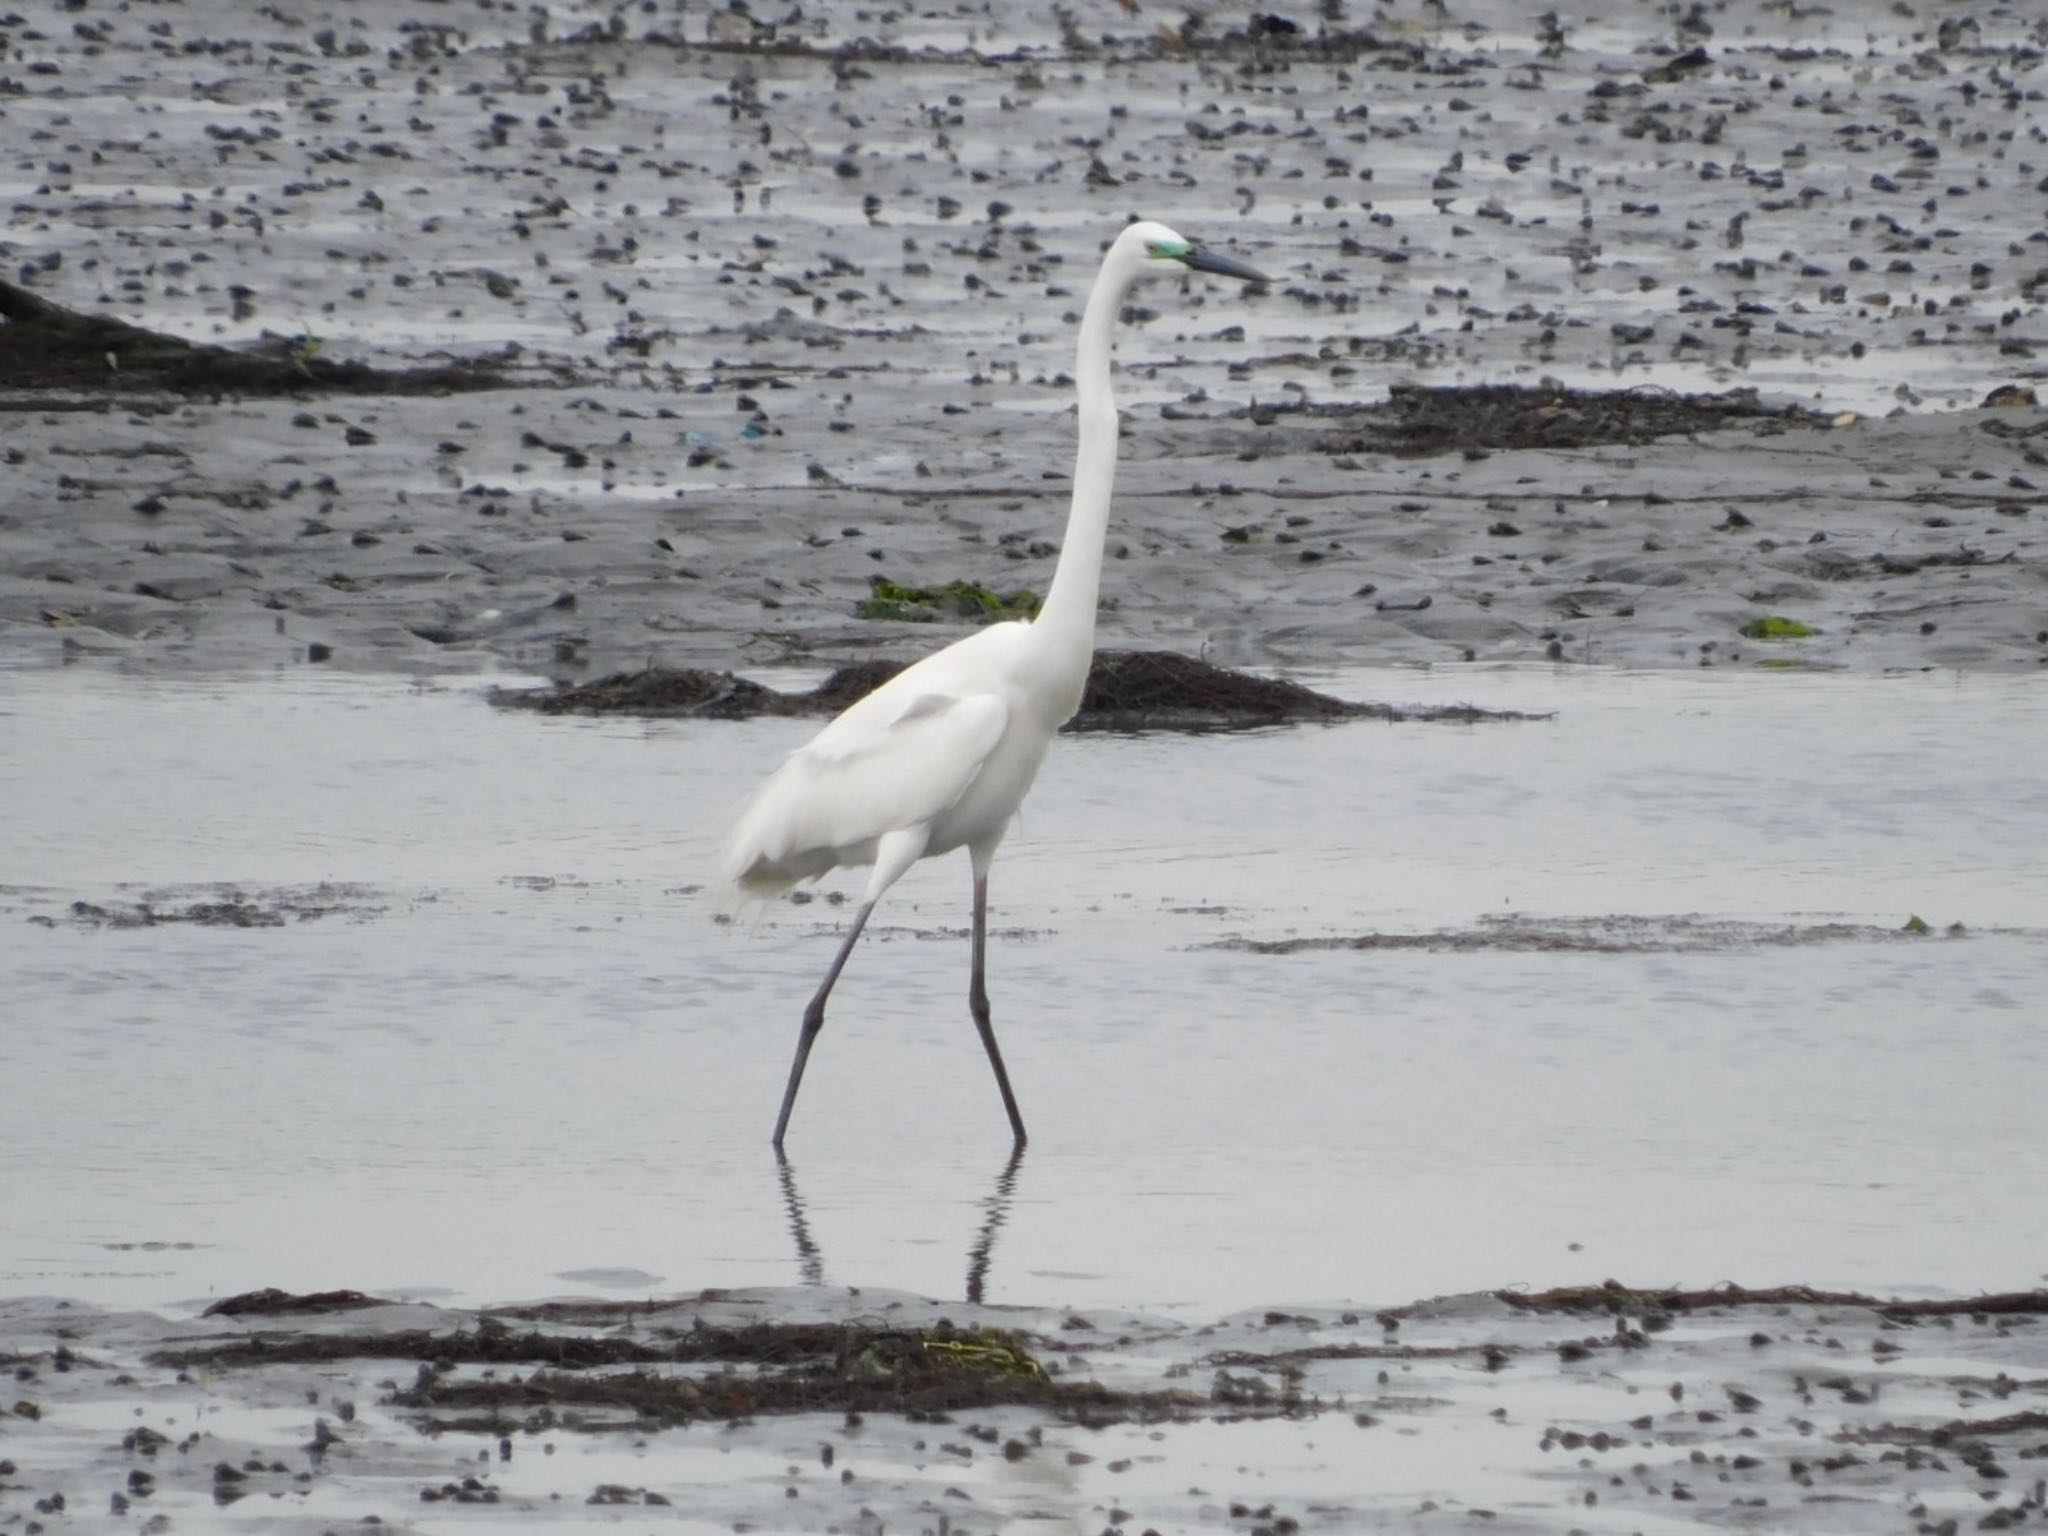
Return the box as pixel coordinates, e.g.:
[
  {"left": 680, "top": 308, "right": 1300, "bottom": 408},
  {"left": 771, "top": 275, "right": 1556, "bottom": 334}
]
[{"left": 718, "top": 220, "right": 1270, "bottom": 1149}]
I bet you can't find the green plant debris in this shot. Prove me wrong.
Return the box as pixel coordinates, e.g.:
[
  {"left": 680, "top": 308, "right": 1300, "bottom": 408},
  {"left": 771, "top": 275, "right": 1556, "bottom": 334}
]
[
  {"left": 857, "top": 577, "right": 1040, "bottom": 624},
  {"left": 919, "top": 1327, "right": 1047, "bottom": 1382},
  {"left": 1739, "top": 616, "right": 1818, "bottom": 640},
  {"left": 1903, "top": 914, "right": 1932, "bottom": 934}
]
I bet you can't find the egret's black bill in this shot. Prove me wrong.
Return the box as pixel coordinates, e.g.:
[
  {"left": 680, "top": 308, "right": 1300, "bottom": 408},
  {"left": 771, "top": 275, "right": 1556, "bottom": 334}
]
[{"left": 1180, "top": 246, "right": 1271, "bottom": 285}]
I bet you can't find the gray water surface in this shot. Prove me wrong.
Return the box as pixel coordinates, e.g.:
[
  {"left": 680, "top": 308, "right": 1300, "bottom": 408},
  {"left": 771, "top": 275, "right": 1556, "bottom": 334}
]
[{"left": 3, "top": 666, "right": 2043, "bottom": 1315}]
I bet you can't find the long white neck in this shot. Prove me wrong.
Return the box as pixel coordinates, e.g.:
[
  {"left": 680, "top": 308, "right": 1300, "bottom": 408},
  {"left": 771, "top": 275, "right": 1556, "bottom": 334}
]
[{"left": 1034, "top": 251, "right": 1133, "bottom": 655}]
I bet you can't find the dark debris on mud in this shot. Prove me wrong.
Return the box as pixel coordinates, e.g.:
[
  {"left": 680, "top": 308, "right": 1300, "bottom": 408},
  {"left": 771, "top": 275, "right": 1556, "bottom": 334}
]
[
  {"left": 615, "top": 17, "right": 1423, "bottom": 68},
  {"left": 153, "top": 1316, "right": 1204, "bottom": 1432},
  {"left": 1495, "top": 1281, "right": 2048, "bottom": 1321},
  {"left": 1212, "top": 1286, "right": 2048, "bottom": 1368},
  {"left": 1295, "top": 383, "right": 1832, "bottom": 459},
  {"left": 492, "top": 650, "right": 1541, "bottom": 732},
  {"left": 0, "top": 276, "right": 513, "bottom": 398},
  {"left": 1214, "top": 913, "right": 1966, "bottom": 956},
  {"left": 28, "top": 885, "right": 381, "bottom": 930},
  {"left": 51, "top": 898, "right": 290, "bottom": 931},
  {"left": 204, "top": 1288, "right": 395, "bottom": 1318}
]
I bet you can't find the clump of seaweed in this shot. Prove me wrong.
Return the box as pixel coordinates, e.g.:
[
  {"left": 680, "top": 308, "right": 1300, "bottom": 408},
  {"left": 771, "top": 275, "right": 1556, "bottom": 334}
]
[
  {"left": 492, "top": 651, "right": 1542, "bottom": 733},
  {"left": 152, "top": 1317, "right": 1214, "bottom": 1431},
  {"left": 0, "top": 276, "right": 512, "bottom": 394}
]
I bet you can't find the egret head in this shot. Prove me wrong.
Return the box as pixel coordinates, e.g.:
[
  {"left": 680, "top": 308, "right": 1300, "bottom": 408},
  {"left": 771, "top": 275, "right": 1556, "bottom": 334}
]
[{"left": 1118, "top": 219, "right": 1270, "bottom": 285}]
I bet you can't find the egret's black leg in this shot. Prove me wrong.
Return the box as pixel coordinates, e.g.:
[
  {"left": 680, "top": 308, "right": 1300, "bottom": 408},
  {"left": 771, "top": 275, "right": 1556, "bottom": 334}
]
[
  {"left": 968, "top": 875, "right": 1028, "bottom": 1147},
  {"left": 772, "top": 899, "right": 874, "bottom": 1149}
]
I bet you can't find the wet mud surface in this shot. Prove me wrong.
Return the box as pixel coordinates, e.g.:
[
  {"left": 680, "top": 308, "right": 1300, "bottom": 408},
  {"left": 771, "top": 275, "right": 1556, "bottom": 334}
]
[
  {"left": 2, "top": 0, "right": 2044, "bottom": 677},
  {"left": 6, "top": 1285, "right": 2047, "bottom": 1532}
]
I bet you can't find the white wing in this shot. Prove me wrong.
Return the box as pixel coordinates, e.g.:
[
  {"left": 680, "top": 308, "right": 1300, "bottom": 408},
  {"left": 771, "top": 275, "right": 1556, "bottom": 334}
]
[{"left": 718, "top": 684, "right": 1010, "bottom": 903}]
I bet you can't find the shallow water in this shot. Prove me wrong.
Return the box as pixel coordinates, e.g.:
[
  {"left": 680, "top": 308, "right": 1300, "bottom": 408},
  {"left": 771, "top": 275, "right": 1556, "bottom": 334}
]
[{"left": 2, "top": 665, "right": 2044, "bottom": 1317}]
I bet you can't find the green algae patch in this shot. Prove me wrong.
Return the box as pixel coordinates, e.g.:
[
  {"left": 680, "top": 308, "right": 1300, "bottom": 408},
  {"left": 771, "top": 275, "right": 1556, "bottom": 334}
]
[
  {"left": 1739, "top": 616, "right": 1818, "bottom": 640},
  {"left": 857, "top": 577, "right": 1040, "bottom": 624}
]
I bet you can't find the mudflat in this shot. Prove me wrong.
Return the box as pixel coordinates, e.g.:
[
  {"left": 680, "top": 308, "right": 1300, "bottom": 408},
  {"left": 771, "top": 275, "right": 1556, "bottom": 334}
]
[
  {"left": 2, "top": 0, "right": 2042, "bottom": 680},
  {"left": 5, "top": 1283, "right": 2047, "bottom": 1532}
]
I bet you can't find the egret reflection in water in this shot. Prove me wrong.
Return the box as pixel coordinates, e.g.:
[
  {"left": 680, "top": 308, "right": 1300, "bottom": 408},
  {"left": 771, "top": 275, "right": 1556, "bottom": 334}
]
[{"left": 776, "top": 1150, "right": 1027, "bottom": 1304}]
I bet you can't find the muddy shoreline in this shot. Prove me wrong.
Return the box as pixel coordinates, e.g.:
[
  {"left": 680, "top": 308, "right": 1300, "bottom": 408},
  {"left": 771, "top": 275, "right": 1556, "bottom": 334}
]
[{"left": 6, "top": 1284, "right": 2046, "bottom": 1532}]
